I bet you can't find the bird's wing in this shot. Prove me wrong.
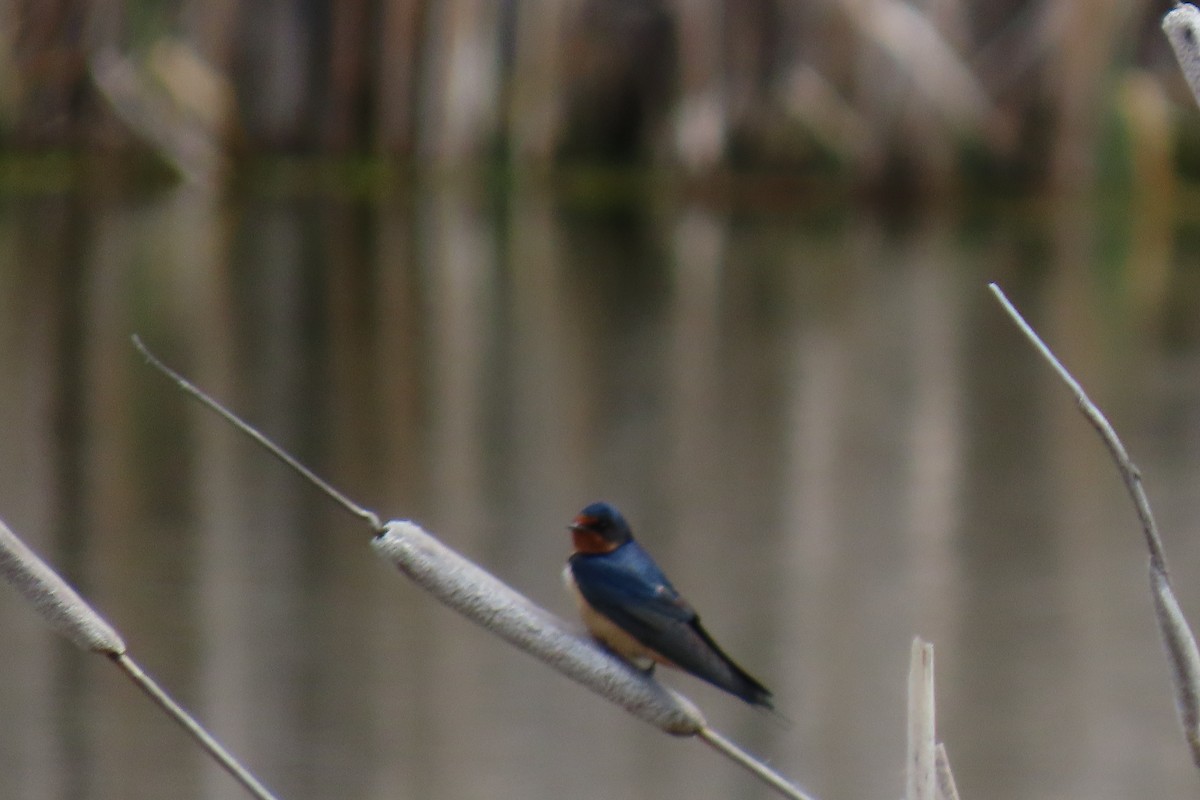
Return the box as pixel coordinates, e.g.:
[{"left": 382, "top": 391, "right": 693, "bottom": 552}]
[
  {"left": 568, "top": 543, "right": 696, "bottom": 646},
  {"left": 570, "top": 543, "right": 774, "bottom": 707},
  {"left": 570, "top": 544, "right": 744, "bottom": 676}
]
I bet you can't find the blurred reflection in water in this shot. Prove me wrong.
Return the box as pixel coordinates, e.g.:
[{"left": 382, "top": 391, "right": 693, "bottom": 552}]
[{"left": 1, "top": 183, "right": 1199, "bottom": 800}]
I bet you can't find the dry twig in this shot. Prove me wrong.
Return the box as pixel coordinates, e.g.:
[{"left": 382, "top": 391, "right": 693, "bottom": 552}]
[
  {"left": 0, "top": 518, "right": 281, "bottom": 800},
  {"left": 989, "top": 282, "right": 1200, "bottom": 768},
  {"left": 906, "top": 637, "right": 960, "bottom": 800}
]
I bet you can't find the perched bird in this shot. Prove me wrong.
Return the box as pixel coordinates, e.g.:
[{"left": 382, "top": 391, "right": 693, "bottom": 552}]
[{"left": 563, "top": 501, "right": 773, "bottom": 708}]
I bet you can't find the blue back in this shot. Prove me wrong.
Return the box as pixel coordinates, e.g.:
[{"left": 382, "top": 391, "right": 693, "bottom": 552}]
[{"left": 569, "top": 541, "right": 693, "bottom": 627}]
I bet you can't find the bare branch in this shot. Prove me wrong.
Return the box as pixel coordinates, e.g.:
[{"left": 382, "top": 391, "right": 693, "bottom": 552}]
[
  {"left": 109, "top": 653, "right": 282, "bottom": 800},
  {"left": 906, "top": 637, "right": 938, "bottom": 800},
  {"left": 986, "top": 285, "right": 1166, "bottom": 570},
  {"left": 1151, "top": 565, "right": 1200, "bottom": 765},
  {"left": 132, "top": 335, "right": 383, "bottom": 532},
  {"left": 0, "top": 518, "right": 281, "bottom": 800},
  {"left": 989, "top": 282, "right": 1200, "bottom": 769},
  {"left": 698, "top": 727, "right": 820, "bottom": 800}
]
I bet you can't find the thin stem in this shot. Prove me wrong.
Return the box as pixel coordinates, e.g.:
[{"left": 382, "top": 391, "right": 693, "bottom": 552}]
[
  {"left": 986, "top": 284, "right": 1166, "bottom": 572},
  {"left": 110, "top": 653, "right": 281, "bottom": 800},
  {"left": 131, "top": 335, "right": 382, "bottom": 533},
  {"left": 697, "top": 726, "right": 818, "bottom": 800},
  {"left": 989, "top": 281, "right": 1200, "bottom": 769},
  {"left": 0, "top": 514, "right": 281, "bottom": 799}
]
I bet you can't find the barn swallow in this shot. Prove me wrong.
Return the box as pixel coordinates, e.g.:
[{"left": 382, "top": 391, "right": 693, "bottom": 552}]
[{"left": 563, "top": 501, "right": 773, "bottom": 708}]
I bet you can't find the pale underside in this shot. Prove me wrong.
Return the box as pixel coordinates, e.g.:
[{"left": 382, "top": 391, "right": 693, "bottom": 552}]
[{"left": 563, "top": 565, "right": 661, "bottom": 671}]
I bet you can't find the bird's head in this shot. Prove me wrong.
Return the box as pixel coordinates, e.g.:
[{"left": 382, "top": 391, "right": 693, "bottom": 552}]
[{"left": 568, "top": 501, "right": 633, "bottom": 553}]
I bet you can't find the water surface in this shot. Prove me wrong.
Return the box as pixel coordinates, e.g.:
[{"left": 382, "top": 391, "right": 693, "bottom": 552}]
[{"left": 0, "top": 183, "right": 1198, "bottom": 800}]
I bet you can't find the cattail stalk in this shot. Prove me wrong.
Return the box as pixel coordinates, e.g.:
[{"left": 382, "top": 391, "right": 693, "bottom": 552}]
[
  {"left": 135, "top": 335, "right": 817, "bottom": 800},
  {"left": 906, "top": 637, "right": 937, "bottom": 800},
  {"left": 1164, "top": 4, "right": 1200, "bottom": 110},
  {"left": 904, "top": 638, "right": 960, "bottom": 800},
  {"left": 372, "top": 521, "right": 704, "bottom": 734},
  {"left": 990, "top": 282, "right": 1200, "bottom": 769},
  {"left": 0, "top": 518, "right": 281, "bottom": 800}
]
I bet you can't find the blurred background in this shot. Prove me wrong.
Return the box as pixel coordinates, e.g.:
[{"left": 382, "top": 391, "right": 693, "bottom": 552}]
[{"left": 4, "top": 0, "right": 1200, "bottom": 799}]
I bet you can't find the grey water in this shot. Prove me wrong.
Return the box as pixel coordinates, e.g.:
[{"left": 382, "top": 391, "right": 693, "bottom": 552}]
[{"left": 1, "top": 183, "right": 1198, "bottom": 799}]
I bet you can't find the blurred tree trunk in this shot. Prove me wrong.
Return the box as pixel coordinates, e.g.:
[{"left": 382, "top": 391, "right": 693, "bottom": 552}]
[
  {"left": 376, "top": 0, "right": 425, "bottom": 155},
  {"left": 12, "top": 1, "right": 90, "bottom": 146},
  {"left": 178, "top": 0, "right": 240, "bottom": 158},
  {"left": 559, "top": 0, "right": 675, "bottom": 163},
  {"left": 0, "top": 0, "right": 16, "bottom": 126},
  {"left": 418, "top": 0, "right": 502, "bottom": 164},
  {"left": 181, "top": 0, "right": 239, "bottom": 72},
  {"left": 726, "top": 0, "right": 790, "bottom": 154},
  {"left": 670, "top": 0, "right": 726, "bottom": 172},
  {"left": 323, "top": 0, "right": 371, "bottom": 151},
  {"left": 238, "top": 0, "right": 313, "bottom": 149},
  {"left": 0, "top": 0, "right": 1180, "bottom": 190},
  {"left": 1048, "top": 0, "right": 1138, "bottom": 192},
  {"left": 509, "top": 0, "right": 572, "bottom": 167}
]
